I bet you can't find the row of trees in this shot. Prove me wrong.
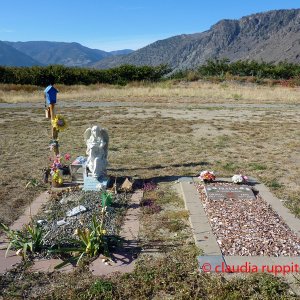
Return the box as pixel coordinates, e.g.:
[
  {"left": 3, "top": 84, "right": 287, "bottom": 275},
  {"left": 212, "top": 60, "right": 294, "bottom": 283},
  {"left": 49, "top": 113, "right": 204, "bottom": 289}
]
[
  {"left": 197, "top": 59, "right": 300, "bottom": 79},
  {"left": 170, "top": 59, "right": 300, "bottom": 81},
  {"left": 1, "top": 60, "right": 300, "bottom": 86},
  {"left": 0, "top": 64, "right": 170, "bottom": 86}
]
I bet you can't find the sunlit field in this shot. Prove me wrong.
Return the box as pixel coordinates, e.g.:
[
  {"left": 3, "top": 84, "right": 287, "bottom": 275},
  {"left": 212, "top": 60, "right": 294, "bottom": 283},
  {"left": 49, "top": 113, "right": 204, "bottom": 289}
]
[{"left": 0, "top": 80, "right": 299, "bottom": 298}]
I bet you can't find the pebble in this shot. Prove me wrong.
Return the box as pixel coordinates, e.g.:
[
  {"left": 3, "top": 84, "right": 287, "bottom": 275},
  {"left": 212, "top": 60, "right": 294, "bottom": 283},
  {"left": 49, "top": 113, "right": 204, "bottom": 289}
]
[
  {"left": 37, "top": 220, "right": 47, "bottom": 225},
  {"left": 57, "top": 220, "right": 68, "bottom": 226},
  {"left": 66, "top": 205, "right": 87, "bottom": 217}
]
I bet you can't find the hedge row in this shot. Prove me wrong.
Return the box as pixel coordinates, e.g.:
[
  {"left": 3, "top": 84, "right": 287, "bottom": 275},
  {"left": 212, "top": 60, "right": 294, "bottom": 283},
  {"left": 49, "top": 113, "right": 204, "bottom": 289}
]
[
  {"left": 197, "top": 59, "right": 300, "bottom": 79},
  {"left": 0, "top": 64, "right": 170, "bottom": 86},
  {"left": 170, "top": 59, "right": 300, "bottom": 80}
]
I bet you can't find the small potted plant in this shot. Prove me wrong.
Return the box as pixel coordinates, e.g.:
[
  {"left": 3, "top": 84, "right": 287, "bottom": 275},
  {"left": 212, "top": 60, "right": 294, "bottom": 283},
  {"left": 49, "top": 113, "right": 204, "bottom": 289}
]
[
  {"left": 198, "top": 170, "right": 216, "bottom": 183},
  {"left": 232, "top": 174, "right": 248, "bottom": 184}
]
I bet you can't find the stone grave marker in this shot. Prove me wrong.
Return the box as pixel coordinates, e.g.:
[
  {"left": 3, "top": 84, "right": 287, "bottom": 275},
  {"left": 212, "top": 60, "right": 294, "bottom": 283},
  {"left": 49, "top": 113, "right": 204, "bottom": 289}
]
[
  {"left": 204, "top": 184, "right": 256, "bottom": 201},
  {"left": 83, "top": 174, "right": 109, "bottom": 191}
]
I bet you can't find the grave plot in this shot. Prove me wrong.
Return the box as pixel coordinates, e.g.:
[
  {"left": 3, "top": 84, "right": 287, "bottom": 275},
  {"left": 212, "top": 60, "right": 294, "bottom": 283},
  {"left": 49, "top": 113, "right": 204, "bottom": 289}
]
[
  {"left": 196, "top": 182, "right": 300, "bottom": 256},
  {"left": 0, "top": 188, "right": 132, "bottom": 270},
  {"left": 32, "top": 189, "right": 128, "bottom": 252}
]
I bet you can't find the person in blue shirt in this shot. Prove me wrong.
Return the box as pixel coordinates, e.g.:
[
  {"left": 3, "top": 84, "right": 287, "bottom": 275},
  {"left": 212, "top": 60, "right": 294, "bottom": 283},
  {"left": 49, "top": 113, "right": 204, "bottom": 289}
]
[{"left": 44, "top": 77, "right": 58, "bottom": 119}]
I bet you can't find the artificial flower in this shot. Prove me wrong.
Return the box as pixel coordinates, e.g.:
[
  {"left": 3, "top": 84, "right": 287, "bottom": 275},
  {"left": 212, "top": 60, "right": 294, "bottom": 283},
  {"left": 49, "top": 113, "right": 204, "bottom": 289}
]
[
  {"left": 52, "top": 115, "right": 67, "bottom": 131},
  {"left": 64, "top": 153, "right": 71, "bottom": 161},
  {"left": 232, "top": 174, "right": 248, "bottom": 184},
  {"left": 198, "top": 170, "right": 216, "bottom": 182}
]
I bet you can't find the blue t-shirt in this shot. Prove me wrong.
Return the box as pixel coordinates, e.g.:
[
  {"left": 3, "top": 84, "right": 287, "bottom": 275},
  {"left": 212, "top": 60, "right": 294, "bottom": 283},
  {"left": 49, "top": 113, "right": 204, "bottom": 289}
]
[{"left": 44, "top": 85, "right": 58, "bottom": 105}]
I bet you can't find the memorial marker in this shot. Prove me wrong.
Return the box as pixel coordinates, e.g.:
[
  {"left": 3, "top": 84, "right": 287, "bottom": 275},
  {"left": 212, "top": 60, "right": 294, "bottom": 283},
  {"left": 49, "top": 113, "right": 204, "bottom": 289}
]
[{"left": 204, "top": 184, "right": 256, "bottom": 201}]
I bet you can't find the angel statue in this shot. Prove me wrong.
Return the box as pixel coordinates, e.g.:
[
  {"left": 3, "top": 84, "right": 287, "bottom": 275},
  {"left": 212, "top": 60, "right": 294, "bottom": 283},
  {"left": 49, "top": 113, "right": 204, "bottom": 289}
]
[{"left": 84, "top": 125, "right": 109, "bottom": 178}]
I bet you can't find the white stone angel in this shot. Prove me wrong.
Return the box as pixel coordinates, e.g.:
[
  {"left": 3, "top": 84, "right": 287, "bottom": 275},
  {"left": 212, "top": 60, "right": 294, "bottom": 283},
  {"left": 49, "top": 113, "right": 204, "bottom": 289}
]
[{"left": 84, "top": 125, "right": 109, "bottom": 178}]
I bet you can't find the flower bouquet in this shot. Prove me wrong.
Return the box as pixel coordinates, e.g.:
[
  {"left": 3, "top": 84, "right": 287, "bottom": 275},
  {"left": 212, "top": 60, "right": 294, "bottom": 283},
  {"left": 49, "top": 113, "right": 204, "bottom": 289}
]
[
  {"left": 51, "top": 169, "right": 63, "bottom": 187},
  {"left": 198, "top": 170, "right": 216, "bottom": 183},
  {"left": 50, "top": 153, "right": 71, "bottom": 186},
  {"left": 232, "top": 174, "right": 248, "bottom": 184},
  {"left": 51, "top": 114, "right": 67, "bottom": 132}
]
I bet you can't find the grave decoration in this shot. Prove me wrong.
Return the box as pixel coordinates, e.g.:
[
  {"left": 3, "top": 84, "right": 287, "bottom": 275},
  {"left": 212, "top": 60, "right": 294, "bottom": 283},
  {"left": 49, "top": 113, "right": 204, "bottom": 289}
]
[
  {"left": 43, "top": 105, "right": 69, "bottom": 186},
  {"left": 232, "top": 174, "right": 248, "bottom": 184},
  {"left": 50, "top": 115, "right": 68, "bottom": 156},
  {"left": 51, "top": 114, "right": 68, "bottom": 132},
  {"left": 83, "top": 125, "right": 110, "bottom": 191},
  {"left": 198, "top": 170, "right": 216, "bottom": 183},
  {"left": 49, "top": 153, "right": 71, "bottom": 187}
]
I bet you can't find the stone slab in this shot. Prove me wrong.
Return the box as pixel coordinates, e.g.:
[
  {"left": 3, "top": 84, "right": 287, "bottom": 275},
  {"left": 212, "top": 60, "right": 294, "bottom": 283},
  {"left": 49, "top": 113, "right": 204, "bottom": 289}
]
[
  {"left": 197, "top": 255, "right": 300, "bottom": 276},
  {"left": 10, "top": 191, "right": 51, "bottom": 231},
  {"left": 198, "top": 255, "right": 226, "bottom": 272},
  {"left": 224, "top": 256, "right": 300, "bottom": 275},
  {"left": 0, "top": 192, "right": 51, "bottom": 274},
  {"left": 204, "top": 184, "right": 255, "bottom": 201},
  {"left": 0, "top": 249, "right": 22, "bottom": 273},
  {"left": 83, "top": 175, "right": 109, "bottom": 191},
  {"left": 29, "top": 258, "right": 74, "bottom": 273},
  {"left": 179, "top": 179, "right": 222, "bottom": 256},
  {"left": 90, "top": 190, "right": 142, "bottom": 276}
]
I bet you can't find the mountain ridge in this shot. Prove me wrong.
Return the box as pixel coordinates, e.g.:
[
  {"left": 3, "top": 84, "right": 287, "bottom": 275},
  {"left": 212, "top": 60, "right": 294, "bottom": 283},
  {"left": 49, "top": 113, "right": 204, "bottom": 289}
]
[
  {"left": 2, "top": 41, "right": 134, "bottom": 67},
  {"left": 1, "top": 9, "right": 299, "bottom": 69},
  {"left": 0, "top": 41, "right": 42, "bottom": 66},
  {"left": 93, "top": 9, "right": 300, "bottom": 70}
]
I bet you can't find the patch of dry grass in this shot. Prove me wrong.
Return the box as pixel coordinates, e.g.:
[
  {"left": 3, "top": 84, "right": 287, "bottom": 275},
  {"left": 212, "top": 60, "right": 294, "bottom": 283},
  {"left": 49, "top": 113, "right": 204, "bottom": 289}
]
[
  {"left": 0, "top": 82, "right": 299, "bottom": 223},
  {"left": 1, "top": 80, "right": 300, "bottom": 104}
]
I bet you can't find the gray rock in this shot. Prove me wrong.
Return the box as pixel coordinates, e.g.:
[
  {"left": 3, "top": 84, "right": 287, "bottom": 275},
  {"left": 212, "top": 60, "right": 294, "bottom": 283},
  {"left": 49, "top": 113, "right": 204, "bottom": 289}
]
[
  {"left": 66, "top": 205, "right": 87, "bottom": 217},
  {"left": 37, "top": 220, "right": 46, "bottom": 225},
  {"left": 57, "top": 220, "right": 68, "bottom": 226}
]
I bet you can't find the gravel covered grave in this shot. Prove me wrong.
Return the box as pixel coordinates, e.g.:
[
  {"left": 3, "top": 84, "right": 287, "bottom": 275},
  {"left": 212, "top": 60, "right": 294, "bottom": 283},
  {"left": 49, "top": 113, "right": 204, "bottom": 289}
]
[
  {"left": 32, "top": 189, "right": 130, "bottom": 252},
  {"left": 197, "top": 183, "right": 300, "bottom": 256}
]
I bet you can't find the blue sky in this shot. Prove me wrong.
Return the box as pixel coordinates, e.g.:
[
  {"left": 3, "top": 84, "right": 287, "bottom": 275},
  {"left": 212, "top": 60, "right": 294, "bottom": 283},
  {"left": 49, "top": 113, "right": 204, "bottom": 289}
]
[{"left": 0, "top": 0, "right": 299, "bottom": 51}]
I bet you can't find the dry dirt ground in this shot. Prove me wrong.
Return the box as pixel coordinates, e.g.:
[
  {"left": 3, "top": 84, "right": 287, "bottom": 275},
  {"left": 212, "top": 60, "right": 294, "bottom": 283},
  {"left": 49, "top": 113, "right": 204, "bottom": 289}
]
[
  {"left": 0, "top": 82, "right": 300, "bottom": 299},
  {"left": 0, "top": 81, "right": 299, "bottom": 225}
]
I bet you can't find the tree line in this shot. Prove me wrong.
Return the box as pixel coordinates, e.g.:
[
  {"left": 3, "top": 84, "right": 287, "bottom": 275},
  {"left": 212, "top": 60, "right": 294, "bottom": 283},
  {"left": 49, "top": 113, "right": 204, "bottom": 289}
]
[
  {"left": 1, "top": 60, "right": 300, "bottom": 86},
  {"left": 172, "top": 59, "right": 300, "bottom": 80},
  {"left": 0, "top": 64, "right": 170, "bottom": 86}
]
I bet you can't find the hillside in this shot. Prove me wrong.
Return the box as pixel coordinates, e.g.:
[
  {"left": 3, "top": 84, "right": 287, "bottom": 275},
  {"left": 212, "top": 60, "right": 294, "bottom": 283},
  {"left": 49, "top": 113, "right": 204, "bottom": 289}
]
[
  {"left": 93, "top": 9, "right": 300, "bottom": 70},
  {"left": 5, "top": 41, "right": 113, "bottom": 67},
  {"left": 0, "top": 41, "right": 42, "bottom": 66},
  {"left": 3, "top": 41, "right": 134, "bottom": 67}
]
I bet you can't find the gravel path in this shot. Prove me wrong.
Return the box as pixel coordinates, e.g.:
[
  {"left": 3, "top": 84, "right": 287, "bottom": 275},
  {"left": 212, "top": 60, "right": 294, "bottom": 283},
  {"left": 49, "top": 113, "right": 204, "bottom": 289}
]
[{"left": 197, "top": 183, "right": 300, "bottom": 256}]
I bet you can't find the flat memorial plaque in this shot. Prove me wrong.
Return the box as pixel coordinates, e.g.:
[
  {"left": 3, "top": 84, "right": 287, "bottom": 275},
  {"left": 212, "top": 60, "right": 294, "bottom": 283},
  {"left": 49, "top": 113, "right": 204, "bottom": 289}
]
[
  {"left": 204, "top": 184, "right": 256, "bottom": 201},
  {"left": 83, "top": 175, "right": 109, "bottom": 191}
]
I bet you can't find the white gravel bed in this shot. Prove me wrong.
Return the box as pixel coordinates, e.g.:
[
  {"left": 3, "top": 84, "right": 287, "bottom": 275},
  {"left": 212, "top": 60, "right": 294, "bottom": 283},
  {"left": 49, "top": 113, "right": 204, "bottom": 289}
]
[{"left": 197, "top": 183, "right": 300, "bottom": 256}]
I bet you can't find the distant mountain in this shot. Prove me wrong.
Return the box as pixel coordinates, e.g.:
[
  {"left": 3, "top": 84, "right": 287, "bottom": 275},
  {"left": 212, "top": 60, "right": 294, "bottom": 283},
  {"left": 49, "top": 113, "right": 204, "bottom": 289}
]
[
  {"left": 0, "top": 41, "right": 42, "bottom": 66},
  {"left": 2, "top": 41, "right": 134, "bottom": 67},
  {"left": 2, "top": 9, "right": 299, "bottom": 69},
  {"left": 93, "top": 9, "right": 300, "bottom": 70},
  {"left": 5, "top": 41, "right": 112, "bottom": 67}
]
